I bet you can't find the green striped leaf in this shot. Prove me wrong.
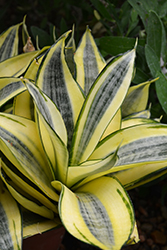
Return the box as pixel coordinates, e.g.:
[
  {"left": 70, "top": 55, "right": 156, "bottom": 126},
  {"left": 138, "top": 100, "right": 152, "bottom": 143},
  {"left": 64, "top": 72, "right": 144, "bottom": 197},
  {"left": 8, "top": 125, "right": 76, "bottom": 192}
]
[
  {"left": 121, "top": 117, "right": 156, "bottom": 129},
  {"left": 0, "top": 51, "right": 39, "bottom": 77},
  {"left": 1, "top": 159, "right": 58, "bottom": 213},
  {"left": 13, "top": 90, "right": 34, "bottom": 120},
  {"left": 36, "top": 32, "right": 84, "bottom": 149},
  {"left": 1, "top": 169, "right": 54, "bottom": 219},
  {"left": 0, "top": 77, "right": 26, "bottom": 107},
  {"left": 52, "top": 176, "right": 135, "bottom": 250},
  {"left": 23, "top": 46, "right": 50, "bottom": 80},
  {"left": 74, "top": 26, "right": 106, "bottom": 95},
  {"left": 0, "top": 22, "right": 22, "bottom": 61},
  {"left": 65, "top": 25, "right": 76, "bottom": 76},
  {"left": 122, "top": 109, "right": 151, "bottom": 119},
  {"left": 24, "top": 79, "right": 67, "bottom": 145},
  {"left": 70, "top": 48, "right": 136, "bottom": 165},
  {"left": 24, "top": 79, "right": 69, "bottom": 183},
  {"left": 67, "top": 150, "right": 118, "bottom": 188},
  {"left": 0, "top": 113, "right": 58, "bottom": 201},
  {"left": 101, "top": 109, "right": 121, "bottom": 140},
  {"left": 0, "top": 179, "right": 22, "bottom": 250},
  {"left": 22, "top": 209, "right": 62, "bottom": 239},
  {"left": 113, "top": 161, "right": 167, "bottom": 190},
  {"left": 122, "top": 79, "right": 156, "bottom": 117},
  {"left": 89, "top": 123, "right": 167, "bottom": 173}
]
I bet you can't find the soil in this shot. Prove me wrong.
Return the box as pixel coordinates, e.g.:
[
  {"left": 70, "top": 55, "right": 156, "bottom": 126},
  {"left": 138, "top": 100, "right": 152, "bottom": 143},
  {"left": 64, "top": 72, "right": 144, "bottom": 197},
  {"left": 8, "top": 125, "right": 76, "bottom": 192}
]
[{"left": 61, "top": 176, "right": 167, "bottom": 250}]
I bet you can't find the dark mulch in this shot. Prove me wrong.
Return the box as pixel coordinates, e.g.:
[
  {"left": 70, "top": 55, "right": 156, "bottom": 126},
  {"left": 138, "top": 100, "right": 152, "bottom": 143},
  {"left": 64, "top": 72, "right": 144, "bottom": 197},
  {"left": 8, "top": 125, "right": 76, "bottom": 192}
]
[{"left": 61, "top": 177, "right": 167, "bottom": 250}]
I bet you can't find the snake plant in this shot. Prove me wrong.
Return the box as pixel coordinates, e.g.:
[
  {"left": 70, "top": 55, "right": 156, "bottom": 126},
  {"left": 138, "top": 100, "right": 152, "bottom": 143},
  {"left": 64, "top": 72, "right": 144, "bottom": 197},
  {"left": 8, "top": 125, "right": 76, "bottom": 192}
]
[{"left": 1, "top": 21, "right": 167, "bottom": 250}]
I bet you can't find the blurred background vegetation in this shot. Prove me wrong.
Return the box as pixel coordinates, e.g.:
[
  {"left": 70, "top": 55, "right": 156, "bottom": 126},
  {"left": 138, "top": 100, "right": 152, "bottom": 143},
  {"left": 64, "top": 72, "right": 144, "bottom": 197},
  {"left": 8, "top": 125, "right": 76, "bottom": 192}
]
[{"left": 1, "top": 0, "right": 167, "bottom": 122}]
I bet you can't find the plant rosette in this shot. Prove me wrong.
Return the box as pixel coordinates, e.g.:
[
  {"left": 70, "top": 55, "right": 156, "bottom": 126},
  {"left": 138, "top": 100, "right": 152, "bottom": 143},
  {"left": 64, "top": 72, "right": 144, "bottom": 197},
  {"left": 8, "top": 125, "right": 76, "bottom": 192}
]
[{"left": 0, "top": 21, "right": 167, "bottom": 250}]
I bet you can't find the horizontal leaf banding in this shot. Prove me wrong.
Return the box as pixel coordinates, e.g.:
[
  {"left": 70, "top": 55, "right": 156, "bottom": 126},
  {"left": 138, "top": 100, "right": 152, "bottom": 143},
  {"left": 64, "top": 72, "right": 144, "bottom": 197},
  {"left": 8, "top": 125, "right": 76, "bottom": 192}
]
[
  {"left": 83, "top": 42, "right": 98, "bottom": 95},
  {"left": 77, "top": 192, "right": 114, "bottom": 247},
  {"left": 0, "top": 203, "right": 13, "bottom": 249},
  {"left": 0, "top": 29, "right": 16, "bottom": 61},
  {"left": 0, "top": 81, "right": 24, "bottom": 101},
  {"left": 76, "top": 56, "right": 130, "bottom": 162},
  {"left": 42, "top": 48, "right": 74, "bottom": 148},
  {"left": 0, "top": 126, "right": 49, "bottom": 183},
  {"left": 116, "top": 136, "right": 167, "bottom": 166}
]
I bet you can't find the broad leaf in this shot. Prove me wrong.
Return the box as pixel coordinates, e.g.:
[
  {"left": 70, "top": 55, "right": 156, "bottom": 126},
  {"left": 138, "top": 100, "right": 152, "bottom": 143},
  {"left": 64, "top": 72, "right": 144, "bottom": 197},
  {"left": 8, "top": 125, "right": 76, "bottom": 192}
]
[
  {"left": 155, "top": 71, "right": 167, "bottom": 115},
  {"left": 0, "top": 113, "right": 58, "bottom": 201},
  {"left": 52, "top": 176, "right": 135, "bottom": 250},
  {"left": 1, "top": 159, "right": 57, "bottom": 213},
  {"left": 89, "top": 123, "right": 167, "bottom": 173},
  {"left": 1, "top": 169, "right": 54, "bottom": 219},
  {"left": 70, "top": 48, "right": 136, "bottom": 164},
  {"left": 113, "top": 161, "right": 167, "bottom": 190}
]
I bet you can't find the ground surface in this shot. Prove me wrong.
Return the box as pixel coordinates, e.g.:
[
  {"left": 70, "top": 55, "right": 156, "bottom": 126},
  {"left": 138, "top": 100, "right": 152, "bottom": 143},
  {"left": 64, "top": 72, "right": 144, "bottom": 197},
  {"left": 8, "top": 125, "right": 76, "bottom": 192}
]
[{"left": 61, "top": 177, "right": 167, "bottom": 250}]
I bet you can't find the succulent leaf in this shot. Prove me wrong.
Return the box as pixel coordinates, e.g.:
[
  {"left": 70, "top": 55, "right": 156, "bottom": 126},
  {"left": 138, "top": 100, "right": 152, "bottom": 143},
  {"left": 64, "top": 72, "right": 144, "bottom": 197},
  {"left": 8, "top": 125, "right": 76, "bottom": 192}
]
[{"left": 52, "top": 176, "right": 134, "bottom": 250}]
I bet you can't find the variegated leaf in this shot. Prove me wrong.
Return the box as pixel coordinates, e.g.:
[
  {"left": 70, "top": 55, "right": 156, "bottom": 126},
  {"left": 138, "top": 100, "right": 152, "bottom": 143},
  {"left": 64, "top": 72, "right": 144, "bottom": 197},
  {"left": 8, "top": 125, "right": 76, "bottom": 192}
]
[
  {"left": 22, "top": 209, "right": 62, "bottom": 239},
  {"left": 101, "top": 109, "right": 121, "bottom": 140},
  {"left": 67, "top": 149, "right": 118, "bottom": 188},
  {"left": 36, "top": 31, "right": 84, "bottom": 149},
  {"left": 24, "top": 79, "right": 69, "bottom": 183},
  {"left": 0, "top": 22, "right": 21, "bottom": 61},
  {"left": 14, "top": 90, "right": 34, "bottom": 120},
  {"left": 0, "top": 77, "right": 26, "bottom": 107},
  {"left": 123, "top": 109, "right": 151, "bottom": 119},
  {"left": 52, "top": 176, "right": 135, "bottom": 250},
  {"left": 114, "top": 162, "right": 167, "bottom": 190},
  {"left": 0, "top": 51, "right": 39, "bottom": 77},
  {"left": 74, "top": 26, "right": 106, "bottom": 95},
  {"left": 65, "top": 25, "right": 76, "bottom": 76},
  {"left": 1, "top": 159, "right": 58, "bottom": 213},
  {"left": 0, "top": 178, "right": 22, "bottom": 250},
  {"left": 1, "top": 169, "right": 54, "bottom": 219},
  {"left": 122, "top": 79, "right": 156, "bottom": 117},
  {"left": 89, "top": 123, "right": 167, "bottom": 173},
  {"left": 0, "top": 113, "right": 58, "bottom": 201},
  {"left": 70, "top": 48, "right": 136, "bottom": 165},
  {"left": 121, "top": 117, "right": 156, "bottom": 129}
]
